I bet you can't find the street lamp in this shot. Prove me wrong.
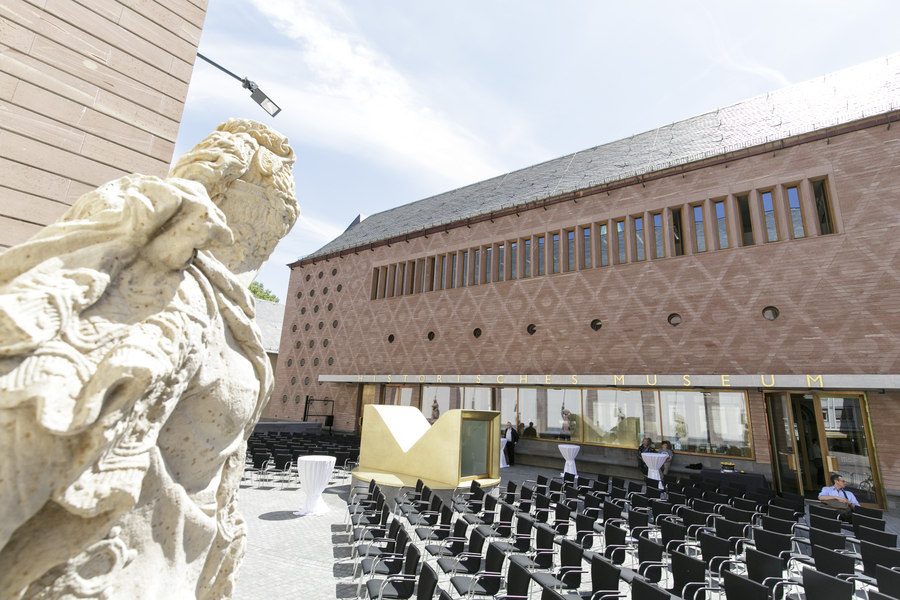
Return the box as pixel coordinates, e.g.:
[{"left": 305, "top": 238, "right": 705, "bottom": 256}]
[{"left": 196, "top": 52, "right": 281, "bottom": 117}]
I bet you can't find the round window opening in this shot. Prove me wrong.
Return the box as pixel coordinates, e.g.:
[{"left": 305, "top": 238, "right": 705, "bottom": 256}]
[
  {"left": 427, "top": 331, "right": 435, "bottom": 341},
  {"left": 296, "top": 291, "right": 302, "bottom": 299},
  {"left": 313, "top": 358, "right": 319, "bottom": 366},
  {"left": 318, "top": 322, "right": 324, "bottom": 330},
  {"left": 295, "top": 341, "right": 301, "bottom": 349},
  {"left": 304, "top": 377, "right": 310, "bottom": 385},
  {"left": 473, "top": 328, "right": 482, "bottom": 339},
  {"left": 301, "top": 307, "right": 306, "bottom": 315},
  {"left": 328, "top": 303, "right": 334, "bottom": 311},
  {"left": 282, "top": 395, "right": 287, "bottom": 403},
  {"left": 323, "top": 339, "right": 329, "bottom": 347},
  {"left": 337, "top": 285, "right": 343, "bottom": 292},
  {"left": 309, "top": 340, "right": 315, "bottom": 348},
  {"left": 309, "top": 290, "right": 315, "bottom": 297},
  {"left": 290, "top": 377, "right": 296, "bottom": 384},
  {"left": 332, "top": 269, "right": 337, "bottom": 276},
  {"left": 318, "top": 272, "right": 324, "bottom": 279},
  {"left": 292, "top": 324, "right": 297, "bottom": 332},
  {"left": 300, "top": 358, "right": 306, "bottom": 366},
  {"left": 388, "top": 334, "right": 395, "bottom": 344},
  {"left": 304, "top": 324, "right": 310, "bottom": 331},
  {"left": 295, "top": 396, "right": 301, "bottom": 404},
  {"left": 305, "top": 274, "right": 311, "bottom": 282},
  {"left": 314, "top": 305, "right": 320, "bottom": 313},
  {"left": 332, "top": 320, "right": 338, "bottom": 328},
  {"left": 527, "top": 324, "right": 537, "bottom": 335},
  {"left": 287, "top": 359, "right": 293, "bottom": 367},
  {"left": 323, "top": 287, "right": 328, "bottom": 295},
  {"left": 590, "top": 319, "right": 602, "bottom": 331},
  {"left": 762, "top": 306, "right": 780, "bottom": 321},
  {"left": 667, "top": 313, "right": 683, "bottom": 327},
  {"left": 328, "top": 357, "right": 334, "bottom": 366}
]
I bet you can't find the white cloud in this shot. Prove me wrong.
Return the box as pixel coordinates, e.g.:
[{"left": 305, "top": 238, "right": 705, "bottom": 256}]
[{"left": 237, "top": 0, "right": 505, "bottom": 189}]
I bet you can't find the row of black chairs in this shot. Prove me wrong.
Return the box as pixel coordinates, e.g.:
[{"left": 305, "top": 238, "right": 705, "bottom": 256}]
[{"left": 342, "top": 470, "right": 900, "bottom": 599}]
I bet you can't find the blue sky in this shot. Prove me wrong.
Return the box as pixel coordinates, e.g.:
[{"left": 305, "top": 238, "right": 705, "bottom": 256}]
[{"left": 174, "top": 0, "right": 900, "bottom": 302}]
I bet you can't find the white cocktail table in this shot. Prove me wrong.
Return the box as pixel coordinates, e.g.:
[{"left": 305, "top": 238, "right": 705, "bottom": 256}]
[
  {"left": 294, "top": 455, "right": 336, "bottom": 516},
  {"left": 559, "top": 444, "right": 580, "bottom": 476},
  {"left": 642, "top": 452, "right": 667, "bottom": 489}
]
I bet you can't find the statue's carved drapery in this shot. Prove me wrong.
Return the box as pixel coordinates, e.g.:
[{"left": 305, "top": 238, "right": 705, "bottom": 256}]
[{"left": 0, "top": 119, "right": 298, "bottom": 599}]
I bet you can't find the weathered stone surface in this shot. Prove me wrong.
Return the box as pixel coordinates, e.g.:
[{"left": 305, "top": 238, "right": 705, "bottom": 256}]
[{"left": 0, "top": 119, "right": 297, "bottom": 599}]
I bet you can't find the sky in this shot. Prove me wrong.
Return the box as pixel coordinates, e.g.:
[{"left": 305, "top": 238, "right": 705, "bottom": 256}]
[{"left": 174, "top": 0, "right": 900, "bottom": 303}]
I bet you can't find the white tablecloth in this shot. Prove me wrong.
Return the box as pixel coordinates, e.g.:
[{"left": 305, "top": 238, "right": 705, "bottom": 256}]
[
  {"left": 294, "top": 455, "right": 336, "bottom": 516},
  {"left": 642, "top": 452, "right": 668, "bottom": 487},
  {"left": 559, "top": 444, "right": 580, "bottom": 476},
  {"left": 500, "top": 438, "right": 509, "bottom": 468}
]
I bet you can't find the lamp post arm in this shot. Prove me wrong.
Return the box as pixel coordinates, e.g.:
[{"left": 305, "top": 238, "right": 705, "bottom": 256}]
[{"left": 196, "top": 52, "right": 243, "bottom": 83}]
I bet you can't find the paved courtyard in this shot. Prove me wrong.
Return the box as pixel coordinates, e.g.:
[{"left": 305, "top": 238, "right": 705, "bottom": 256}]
[{"left": 231, "top": 463, "right": 900, "bottom": 600}]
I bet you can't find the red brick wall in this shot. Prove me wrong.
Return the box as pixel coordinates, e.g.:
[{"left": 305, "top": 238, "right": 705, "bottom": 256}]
[{"left": 271, "top": 122, "right": 900, "bottom": 476}]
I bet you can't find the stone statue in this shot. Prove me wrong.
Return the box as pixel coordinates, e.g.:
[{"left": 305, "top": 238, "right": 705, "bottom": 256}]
[{"left": 0, "top": 119, "right": 297, "bottom": 599}]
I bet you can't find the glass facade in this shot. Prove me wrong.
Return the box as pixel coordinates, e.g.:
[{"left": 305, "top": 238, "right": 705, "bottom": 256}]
[{"left": 412, "top": 385, "right": 752, "bottom": 458}]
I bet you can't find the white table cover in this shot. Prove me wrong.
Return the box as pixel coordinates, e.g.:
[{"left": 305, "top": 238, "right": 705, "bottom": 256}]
[
  {"left": 294, "top": 455, "right": 336, "bottom": 516},
  {"left": 559, "top": 444, "right": 580, "bottom": 476},
  {"left": 642, "top": 452, "right": 667, "bottom": 488},
  {"left": 500, "top": 438, "right": 509, "bottom": 468}
]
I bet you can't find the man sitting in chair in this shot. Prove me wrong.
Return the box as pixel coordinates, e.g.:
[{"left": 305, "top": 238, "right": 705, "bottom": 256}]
[{"left": 819, "top": 473, "right": 860, "bottom": 515}]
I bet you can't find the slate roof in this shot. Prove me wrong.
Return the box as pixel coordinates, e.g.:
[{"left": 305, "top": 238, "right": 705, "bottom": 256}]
[
  {"left": 302, "top": 54, "right": 900, "bottom": 261},
  {"left": 254, "top": 298, "right": 285, "bottom": 354}
]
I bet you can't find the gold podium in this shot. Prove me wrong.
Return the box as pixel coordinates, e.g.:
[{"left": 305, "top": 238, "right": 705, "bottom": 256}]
[{"left": 352, "top": 405, "right": 501, "bottom": 489}]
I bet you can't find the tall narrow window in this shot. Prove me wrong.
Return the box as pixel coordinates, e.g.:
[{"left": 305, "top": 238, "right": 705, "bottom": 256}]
[
  {"left": 398, "top": 263, "right": 406, "bottom": 295},
  {"left": 485, "top": 247, "right": 492, "bottom": 282},
  {"left": 599, "top": 224, "right": 608, "bottom": 266},
  {"left": 473, "top": 249, "right": 480, "bottom": 285},
  {"left": 812, "top": 179, "right": 835, "bottom": 235},
  {"left": 582, "top": 228, "right": 592, "bottom": 269},
  {"left": 537, "top": 237, "right": 545, "bottom": 275},
  {"left": 408, "top": 261, "right": 415, "bottom": 294},
  {"left": 461, "top": 251, "right": 469, "bottom": 286},
  {"left": 785, "top": 186, "right": 805, "bottom": 239},
  {"left": 672, "top": 209, "right": 684, "bottom": 256},
  {"left": 714, "top": 200, "right": 729, "bottom": 249},
  {"left": 552, "top": 233, "right": 560, "bottom": 273},
  {"left": 737, "top": 195, "right": 754, "bottom": 246},
  {"left": 497, "top": 244, "right": 505, "bottom": 282},
  {"left": 418, "top": 259, "right": 425, "bottom": 293},
  {"left": 616, "top": 220, "right": 626, "bottom": 264},
  {"left": 428, "top": 258, "right": 435, "bottom": 292},
  {"left": 761, "top": 190, "right": 778, "bottom": 242},
  {"left": 567, "top": 230, "right": 576, "bottom": 271},
  {"left": 372, "top": 268, "right": 380, "bottom": 299},
  {"left": 510, "top": 241, "right": 517, "bottom": 280},
  {"left": 439, "top": 256, "right": 446, "bottom": 290},
  {"left": 450, "top": 254, "right": 457, "bottom": 288},
  {"left": 524, "top": 239, "right": 531, "bottom": 277},
  {"left": 634, "top": 217, "right": 645, "bottom": 261},
  {"left": 388, "top": 265, "right": 396, "bottom": 296},
  {"left": 692, "top": 205, "right": 706, "bottom": 252},
  {"left": 652, "top": 213, "right": 664, "bottom": 258}
]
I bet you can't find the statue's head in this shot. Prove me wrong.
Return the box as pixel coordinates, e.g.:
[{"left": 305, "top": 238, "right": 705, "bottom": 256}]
[{"left": 169, "top": 119, "right": 298, "bottom": 284}]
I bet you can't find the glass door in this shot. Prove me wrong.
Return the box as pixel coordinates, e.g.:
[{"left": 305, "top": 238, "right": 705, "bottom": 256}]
[
  {"left": 817, "top": 394, "right": 882, "bottom": 507},
  {"left": 765, "top": 392, "right": 804, "bottom": 496}
]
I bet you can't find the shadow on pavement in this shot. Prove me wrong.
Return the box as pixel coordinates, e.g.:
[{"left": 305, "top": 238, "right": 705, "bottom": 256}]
[{"left": 258, "top": 511, "right": 302, "bottom": 521}]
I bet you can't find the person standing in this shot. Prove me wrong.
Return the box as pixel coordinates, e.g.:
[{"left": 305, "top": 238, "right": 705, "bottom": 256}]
[
  {"left": 660, "top": 441, "right": 674, "bottom": 476},
  {"left": 505, "top": 422, "right": 519, "bottom": 466},
  {"left": 637, "top": 437, "right": 654, "bottom": 476}
]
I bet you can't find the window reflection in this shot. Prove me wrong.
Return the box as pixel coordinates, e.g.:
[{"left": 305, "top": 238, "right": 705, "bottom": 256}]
[
  {"left": 660, "top": 390, "right": 750, "bottom": 457},
  {"left": 583, "top": 389, "right": 658, "bottom": 447},
  {"left": 518, "top": 388, "right": 581, "bottom": 441}
]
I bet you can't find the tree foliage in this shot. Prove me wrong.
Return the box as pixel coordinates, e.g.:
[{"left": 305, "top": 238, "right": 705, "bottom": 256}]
[{"left": 249, "top": 281, "right": 279, "bottom": 303}]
